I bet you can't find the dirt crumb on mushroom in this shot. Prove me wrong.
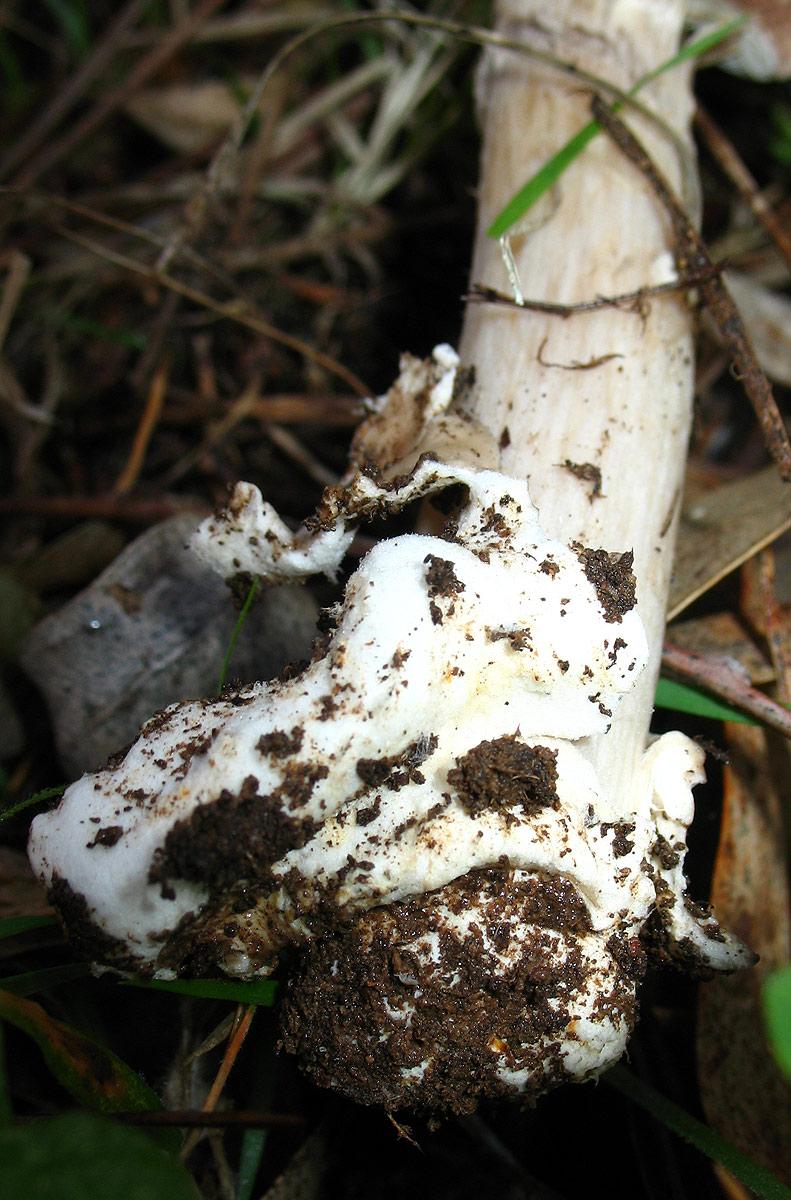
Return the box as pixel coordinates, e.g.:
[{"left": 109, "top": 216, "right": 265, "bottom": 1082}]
[
  {"left": 447, "top": 736, "right": 559, "bottom": 824},
  {"left": 572, "top": 544, "right": 636, "bottom": 622}
]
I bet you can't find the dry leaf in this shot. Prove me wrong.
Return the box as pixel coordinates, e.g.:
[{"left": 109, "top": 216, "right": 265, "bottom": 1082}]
[
  {"left": 670, "top": 466, "right": 791, "bottom": 618},
  {"left": 125, "top": 82, "right": 241, "bottom": 155},
  {"left": 0, "top": 847, "right": 54, "bottom": 922}
]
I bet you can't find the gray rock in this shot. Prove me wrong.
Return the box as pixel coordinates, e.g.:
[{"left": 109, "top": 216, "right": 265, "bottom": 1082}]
[{"left": 19, "top": 515, "right": 319, "bottom": 777}]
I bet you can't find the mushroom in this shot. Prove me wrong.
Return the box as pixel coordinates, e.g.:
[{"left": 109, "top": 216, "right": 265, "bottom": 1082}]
[
  {"left": 28, "top": 347, "right": 751, "bottom": 1113},
  {"left": 28, "top": 0, "right": 759, "bottom": 1114}
]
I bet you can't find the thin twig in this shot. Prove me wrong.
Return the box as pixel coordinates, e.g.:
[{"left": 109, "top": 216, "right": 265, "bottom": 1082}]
[
  {"left": 49, "top": 223, "right": 370, "bottom": 396},
  {"left": 2, "top": 186, "right": 368, "bottom": 356},
  {"left": 592, "top": 94, "right": 791, "bottom": 482},
  {"left": 163, "top": 390, "right": 360, "bottom": 426},
  {"left": 264, "top": 423, "right": 339, "bottom": 487},
  {"left": 161, "top": 374, "right": 262, "bottom": 485},
  {"left": 130, "top": 291, "right": 180, "bottom": 394},
  {"left": 662, "top": 642, "right": 791, "bottom": 739},
  {"left": 0, "top": 494, "right": 195, "bottom": 524},
  {"left": 695, "top": 105, "right": 791, "bottom": 280},
  {"left": 109, "top": 1110, "right": 305, "bottom": 1129},
  {"left": 464, "top": 263, "right": 726, "bottom": 317},
  {"left": 0, "top": 250, "right": 31, "bottom": 351}
]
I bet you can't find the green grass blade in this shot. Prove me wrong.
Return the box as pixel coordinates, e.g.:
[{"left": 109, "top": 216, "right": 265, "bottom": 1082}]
[
  {"left": 236, "top": 1016, "right": 278, "bottom": 1199},
  {"left": 634, "top": 16, "right": 747, "bottom": 89},
  {"left": 486, "top": 17, "right": 746, "bottom": 238},
  {"left": 236, "top": 1129, "right": 267, "bottom": 1200},
  {"left": 487, "top": 122, "right": 600, "bottom": 239},
  {"left": 0, "top": 785, "right": 65, "bottom": 825},
  {"left": 56, "top": 315, "right": 146, "bottom": 350},
  {"left": 122, "top": 977, "right": 277, "bottom": 1006},
  {"left": 654, "top": 676, "right": 758, "bottom": 724},
  {"left": 605, "top": 1065, "right": 791, "bottom": 1199},
  {"left": 217, "top": 576, "right": 260, "bottom": 696},
  {"left": 762, "top": 965, "right": 791, "bottom": 1079}
]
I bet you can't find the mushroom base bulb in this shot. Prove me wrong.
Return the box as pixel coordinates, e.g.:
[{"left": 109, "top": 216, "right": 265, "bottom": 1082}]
[{"left": 28, "top": 347, "right": 754, "bottom": 1115}]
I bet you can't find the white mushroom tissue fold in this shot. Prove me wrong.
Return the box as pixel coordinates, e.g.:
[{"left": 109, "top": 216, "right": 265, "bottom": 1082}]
[{"left": 28, "top": 347, "right": 754, "bottom": 1115}]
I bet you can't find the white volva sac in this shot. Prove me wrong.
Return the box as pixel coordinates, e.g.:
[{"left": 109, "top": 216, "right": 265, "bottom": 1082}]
[{"left": 28, "top": 348, "right": 752, "bottom": 1113}]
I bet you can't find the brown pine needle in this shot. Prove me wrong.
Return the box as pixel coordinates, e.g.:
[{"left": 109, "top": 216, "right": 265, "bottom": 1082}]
[
  {"left": 201, "top": 1003, "right": 256, "bottom": 1115},
  {"left": 113, "top": 353, "right": 172, "bottom": 495},
  {"left": 181, "top": 1002, "right": 256, "bottom": 1160},
  {"left": 0, "top": 251, "right": 32, "bottom": 352}
]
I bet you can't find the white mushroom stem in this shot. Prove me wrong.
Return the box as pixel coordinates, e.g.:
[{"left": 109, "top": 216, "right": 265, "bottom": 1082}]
[{"left": 460, "top": 0, "right": 698, "bottom": 810}]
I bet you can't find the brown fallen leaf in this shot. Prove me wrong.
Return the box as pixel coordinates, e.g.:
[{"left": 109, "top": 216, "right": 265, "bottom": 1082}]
[
  {"left": 666, "top": 610, "right": 774, "bottom": 686},
  {"left": 0, "top": 847, "right": 54, "bottom": 922},
  {"left": 696, "top": 721, "right": 791, "bottom": 1186},
  {"left": 669, "top": 466, "right": 791, "bottom": 619}
]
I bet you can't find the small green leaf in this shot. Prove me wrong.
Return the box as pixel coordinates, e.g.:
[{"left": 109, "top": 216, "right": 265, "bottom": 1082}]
[
  {"left": 52, "top": 314, "right": 146, "bottom": 350},
  {"left": 0, "top": 989, "right": 163, "bottom": 1115},
  {"left": 762, "top": 965, "right": 791, "bottom": 1080},
  {"left": 0, "top": 1111, "right": 200, "bottom": 1200},
  {"left": 123, "top": 977, "right": 277, "bottom": 1006},
  {"left": 486, "top": 122, "right": 599, "bottom": 239},
  {"left": 1, "top": 963, "right": 91, "bottom": 998},
  {"left": 486, "top": 17, "right": 747, "bottom": 238},
  {"left": 605, "top": 1065, "right": 791, "bottom": 1200},
  {"left": 0, "top": 916, "right": 57, "bottom": 941}
]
